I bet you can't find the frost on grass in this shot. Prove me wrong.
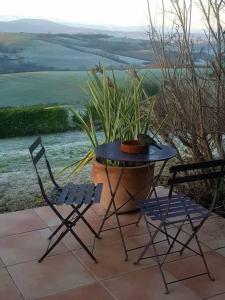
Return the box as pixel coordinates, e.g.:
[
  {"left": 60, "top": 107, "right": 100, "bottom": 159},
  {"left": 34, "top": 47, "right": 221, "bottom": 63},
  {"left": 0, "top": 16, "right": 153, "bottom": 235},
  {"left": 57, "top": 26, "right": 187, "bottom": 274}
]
[{"left": 0, "top": 131, "right": 92, "bottom": 213}]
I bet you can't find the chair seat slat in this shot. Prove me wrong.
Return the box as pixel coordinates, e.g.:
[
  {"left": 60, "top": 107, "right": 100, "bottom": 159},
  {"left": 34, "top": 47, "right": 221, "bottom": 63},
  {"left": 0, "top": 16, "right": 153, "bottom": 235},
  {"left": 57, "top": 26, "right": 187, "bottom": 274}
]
[
  {"left": 141, "top": 194, "right": 192, "bottom": 206},
  {"left": 165, "top": 214, "right": 208, "bottom": 225},
  {"left": 73, "top": 184, "right": 87, "bottom": 204},
  {"left": 148, "top": 207, "right": 208, "bottom": 220},
  {"left": 152, "top": 200, "right": 194, "bottom": 210},
  {"left": 83, "top": 184, "right": 95, "bottom": 204},
  {"left": 57, "top": 185, "right": 70, "bottom": 204},
  {"left": 65, "top": 185, "right": 79, "bottom": 204},
  {"left": 94, "top": 183, "right": 103, "bottom": 203},
  {"left": 141, "top": 197, "right": 192, "bottom": 208},
  {"left": 142, "top": 193, "right": 208, "bottom": 223},
  {"left": 150, "top": 203, "right": 207, "bottom": 215}
]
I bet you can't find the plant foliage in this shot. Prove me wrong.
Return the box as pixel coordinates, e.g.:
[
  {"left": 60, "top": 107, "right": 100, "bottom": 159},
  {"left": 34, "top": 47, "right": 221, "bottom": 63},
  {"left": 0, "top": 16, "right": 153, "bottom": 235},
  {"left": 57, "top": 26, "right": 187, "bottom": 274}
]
[
  {"left": 0, "top": 105, "right": 69, "bottom": 138},
  {"left": 70, "top": 67, "right": 156, "bottom": 172}
]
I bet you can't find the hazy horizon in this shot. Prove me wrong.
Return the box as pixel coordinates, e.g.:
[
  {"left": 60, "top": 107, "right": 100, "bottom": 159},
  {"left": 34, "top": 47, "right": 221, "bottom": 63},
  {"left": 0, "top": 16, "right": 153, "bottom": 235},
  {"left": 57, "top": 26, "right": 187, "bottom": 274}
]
[
  {"left": 0, "top": 16, "right": 147, "bottom": 31},
  {"left": 0, "top": 0, "right": 205, "bottom": 29},
  {"left": 0, "top": 0, "right": 147, "bottom": 27}
]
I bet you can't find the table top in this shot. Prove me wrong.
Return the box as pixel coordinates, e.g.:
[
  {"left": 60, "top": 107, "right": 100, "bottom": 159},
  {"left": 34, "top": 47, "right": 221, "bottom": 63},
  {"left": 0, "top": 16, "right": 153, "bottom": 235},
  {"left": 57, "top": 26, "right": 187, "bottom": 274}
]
[{"left": 94, "top": 141, "right": 177, "bottom": 163}]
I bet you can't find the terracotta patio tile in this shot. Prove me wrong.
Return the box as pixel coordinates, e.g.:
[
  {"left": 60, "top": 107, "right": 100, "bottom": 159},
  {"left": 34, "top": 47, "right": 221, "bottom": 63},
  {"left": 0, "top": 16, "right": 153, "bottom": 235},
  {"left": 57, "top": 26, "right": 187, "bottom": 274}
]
[
  {"left": 34, "top": 205, "right": 74, "bottom": 227},
  {"left": 39, "top": 282, "right": 114, "bottom": 300},
  {"left": 92, "top": 203, "right": 107, "bottom": 216},
  {"left": 50, "top": 218, "right": 120, "bottom": 251},
  {"left": 0, "top": 258, "right": 5, "bottom": 269},
  {"left": 206, "top": 293, "right": 225, "bottom": 299},
  {"left": 138, "top": 227, "right": 211, "bottom": 265},
  {"left": 102, "top": 266, "right": 201, "bottom": 300},
  {"left": 165, "top": 251, "right": 225, "bottom": 299},
  {"left": 207, "top": 294, "right": 225, "bottom": 300},
  {"left": 93, "top": 187, "right": 178, "bottom": 240},
  {"left": 216, "top": 247, "right": 225, "bottom": 257},
  {"left": 0, "top": 209, "right": 47, "bottom": 237},
  {"left": 0, "top": 228, "right": 68, "bottom": 266},
  {"left": 106, "top": 211, "right": 151, "bottom": 238},
  {"left": 182, "top": 216, "right": 225, "bottom": 249},
  {"left": 7, "top": 252, "right": 95, "bottom": 300},
  {"left": 0, "top": 268, "right": 22, "bottom": 300},
  {"left": 92, "top": 186, "right": 169, "bottom": 217},
  {"left": 73, "top": 224, "right": 210, "bottom": 281},
  {"left": 74, "top": 235, "right": 157, "bottom": 280},
  {"left": 34, "top": 205, "right": 100, "bottom": 227}
]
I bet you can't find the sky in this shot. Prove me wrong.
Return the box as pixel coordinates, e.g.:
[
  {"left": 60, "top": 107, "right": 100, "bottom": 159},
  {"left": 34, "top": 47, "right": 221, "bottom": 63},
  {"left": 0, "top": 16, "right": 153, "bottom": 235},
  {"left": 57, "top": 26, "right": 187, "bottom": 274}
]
[
  {"left": 0, "top": 0, "right": 148, "bottom": 26},
  {"left": 0, "top": 0, "right": 204, "bottom": 29}
]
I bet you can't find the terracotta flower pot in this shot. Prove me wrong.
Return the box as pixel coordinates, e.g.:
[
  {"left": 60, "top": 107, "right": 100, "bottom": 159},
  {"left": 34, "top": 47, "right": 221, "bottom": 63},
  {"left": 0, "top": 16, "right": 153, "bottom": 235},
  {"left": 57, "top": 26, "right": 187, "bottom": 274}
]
[
  {"left": 92, "top": 159, "right": 154, "bottom": 213},
  {"left": 121, "top": 139, "right": 149, "bottom": 154}
]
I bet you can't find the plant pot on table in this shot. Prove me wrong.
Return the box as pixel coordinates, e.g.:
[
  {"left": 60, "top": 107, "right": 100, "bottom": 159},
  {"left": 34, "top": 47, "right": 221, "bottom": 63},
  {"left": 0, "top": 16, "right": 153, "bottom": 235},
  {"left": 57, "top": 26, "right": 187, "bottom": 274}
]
[{"left": 92, "top": 158, "right": 155, "bottom": 213}]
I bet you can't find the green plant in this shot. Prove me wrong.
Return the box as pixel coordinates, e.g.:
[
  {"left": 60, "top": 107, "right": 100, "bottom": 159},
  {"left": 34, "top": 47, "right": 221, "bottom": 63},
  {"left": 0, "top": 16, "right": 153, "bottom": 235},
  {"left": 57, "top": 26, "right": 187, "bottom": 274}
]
[
  {"left": 0, "top": 104, "right": 69, "bottom": 138},
  {"left": 69, "top": 67, "right": 156, "bottom": 173}
]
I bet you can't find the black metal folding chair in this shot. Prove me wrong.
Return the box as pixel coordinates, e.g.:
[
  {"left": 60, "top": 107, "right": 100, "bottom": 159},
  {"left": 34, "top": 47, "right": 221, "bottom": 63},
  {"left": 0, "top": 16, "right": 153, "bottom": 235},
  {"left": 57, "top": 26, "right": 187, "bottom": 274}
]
[
  {"left": 135, "top": 159, "right": 225, "bottom": 294},
  {"left": 29, "top": 136, "right": 102, "bottom": 263}
]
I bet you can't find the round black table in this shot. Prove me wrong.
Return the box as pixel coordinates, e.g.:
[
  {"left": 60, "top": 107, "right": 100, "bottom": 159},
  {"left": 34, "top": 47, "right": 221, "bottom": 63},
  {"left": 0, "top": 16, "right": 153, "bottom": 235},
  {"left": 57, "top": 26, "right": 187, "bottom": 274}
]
[
  {"left": 94, "top": 141, "right": 177, "bottom": 260},
  {"left": 95, "top": 141, "right": 177, "bottom": 163}
]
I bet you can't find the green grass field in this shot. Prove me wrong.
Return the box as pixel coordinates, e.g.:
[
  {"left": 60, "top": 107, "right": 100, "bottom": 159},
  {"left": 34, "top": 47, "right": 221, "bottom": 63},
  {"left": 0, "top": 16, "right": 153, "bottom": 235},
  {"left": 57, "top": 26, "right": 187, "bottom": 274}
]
[
  {"left": 0, "top": 71, "right": 88, "bottom": 107},
  {"left": 0, "top": 69, "right": 162, "bottom": 108},
  {"left": 0, "top": 32, "right": 162, "bottom": 108}
]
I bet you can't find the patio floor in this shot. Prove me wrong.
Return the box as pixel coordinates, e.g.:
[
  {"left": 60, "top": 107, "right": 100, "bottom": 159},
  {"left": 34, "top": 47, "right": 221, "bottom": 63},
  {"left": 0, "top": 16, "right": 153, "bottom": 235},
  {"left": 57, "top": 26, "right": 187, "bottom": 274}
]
[{"left": 1, "top": 189, "right": 225, "bottom": 299}]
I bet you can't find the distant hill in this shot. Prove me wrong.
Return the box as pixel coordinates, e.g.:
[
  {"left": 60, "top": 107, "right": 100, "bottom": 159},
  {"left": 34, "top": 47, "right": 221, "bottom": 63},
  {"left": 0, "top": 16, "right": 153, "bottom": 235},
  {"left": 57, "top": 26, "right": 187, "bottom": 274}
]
[
  {"left": 0, "top": 18, "right": 148, "bottom": 39},
  {"left": 0, "top": 19, "right": 97, "bottom": 34}
]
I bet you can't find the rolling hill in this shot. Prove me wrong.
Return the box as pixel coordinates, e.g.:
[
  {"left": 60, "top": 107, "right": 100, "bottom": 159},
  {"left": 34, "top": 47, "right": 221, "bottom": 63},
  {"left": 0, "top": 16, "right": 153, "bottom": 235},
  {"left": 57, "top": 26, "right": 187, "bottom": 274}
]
[
  {"left": 0, "top": 32, "right": 153, "bottom": 73},
  {"left": 0, "top": 18, "right": 148, "bottom": 39},
  {"left": 0, "top": 69, "right": 161, "bottom": 108}
]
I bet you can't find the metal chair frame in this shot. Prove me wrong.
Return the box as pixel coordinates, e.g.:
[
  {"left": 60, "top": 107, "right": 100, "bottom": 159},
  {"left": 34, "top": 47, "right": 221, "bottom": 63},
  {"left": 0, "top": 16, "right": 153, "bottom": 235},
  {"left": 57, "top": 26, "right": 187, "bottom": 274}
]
[
  {"left": 135, "top": 159, "right": 225, "bottom": 294},
  {"left": 95, "top": 160, "right": 170, "bottom": 261},
  {"left": 29, "top": 137, "right": 102, "bottom": 263}
]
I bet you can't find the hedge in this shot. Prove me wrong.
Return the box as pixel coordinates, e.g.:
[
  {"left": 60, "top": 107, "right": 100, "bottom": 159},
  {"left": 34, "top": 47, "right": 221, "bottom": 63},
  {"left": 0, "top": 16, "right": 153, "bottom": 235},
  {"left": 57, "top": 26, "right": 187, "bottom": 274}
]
[{"left": 0, "top": 105, "right": 70, "bottom": 138}]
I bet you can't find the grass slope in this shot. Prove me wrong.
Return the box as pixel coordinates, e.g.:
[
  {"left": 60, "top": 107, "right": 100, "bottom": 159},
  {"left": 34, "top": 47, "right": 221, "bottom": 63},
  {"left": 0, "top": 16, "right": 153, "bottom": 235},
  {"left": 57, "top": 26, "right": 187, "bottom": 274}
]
[
  {"left": 0, "top": 69, "right": 161, "bottom": 108},
  {"left": 0, "top": 71, "right": 87, "bottom": 107}
]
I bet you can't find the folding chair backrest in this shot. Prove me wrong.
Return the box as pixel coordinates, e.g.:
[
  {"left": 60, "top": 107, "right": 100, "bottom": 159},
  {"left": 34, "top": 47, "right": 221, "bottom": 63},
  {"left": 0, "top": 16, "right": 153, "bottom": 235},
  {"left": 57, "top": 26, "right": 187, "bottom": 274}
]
[
  {"left": 29, "top": 136, "right": 60, "bottom": 202},
  {"left": 169, "top": 160, "right": 225, "bottom": 184},
  {"left": 168, "top": 159, "right": 225, "bottom": 212}
]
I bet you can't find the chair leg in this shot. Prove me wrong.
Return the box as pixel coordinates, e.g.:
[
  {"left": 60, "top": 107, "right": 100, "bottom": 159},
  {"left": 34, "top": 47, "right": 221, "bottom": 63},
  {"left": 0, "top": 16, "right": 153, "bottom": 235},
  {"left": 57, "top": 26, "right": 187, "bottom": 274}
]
[
  {"left": 135, "top": 212, "right": 143, "bottom": 226},
  {"left": 144, "top": 215, "right": 169, "bottom": 294},
  {"left": 189, "top": 219, "right": 214, "bottom": 281},
  {"left": 163, "top": 225, "right": 170, "bottom": 246},
  {"left": 41, "top": 205, "right": 99, "bottom": 264},
  {"left": 136, "top": 188, "right": 158, "bottom": 227},
  {"left": 179, "top": 232, "right": 194, "bottom": 255},
  {"left": 39, "top": 228, "right": 69, "bottom": 263},
  {"left": 69, "top": 227, "right": 98, "bottom": 263},
  {"left": 134, "top": 216, "right": 161, "bottom": 264},
  {"left": 114, "top": 208, "right": 128, "bottom": 261},
  {"left": 179, "top": 218, "right": 204, "bottom": 255},
  {"left": 48, "top": 206, "right": 80, "bottom": 240},
  {"left": 71, "top": 204, "right": 100, "bottom": 239}
]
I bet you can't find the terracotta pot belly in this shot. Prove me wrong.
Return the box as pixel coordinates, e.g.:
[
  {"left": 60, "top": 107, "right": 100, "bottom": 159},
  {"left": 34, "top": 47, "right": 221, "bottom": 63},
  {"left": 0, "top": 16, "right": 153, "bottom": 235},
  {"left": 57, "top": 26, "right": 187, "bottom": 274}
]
[{"left": 92, "top": 159, "right": 155, "bottom": 213}]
